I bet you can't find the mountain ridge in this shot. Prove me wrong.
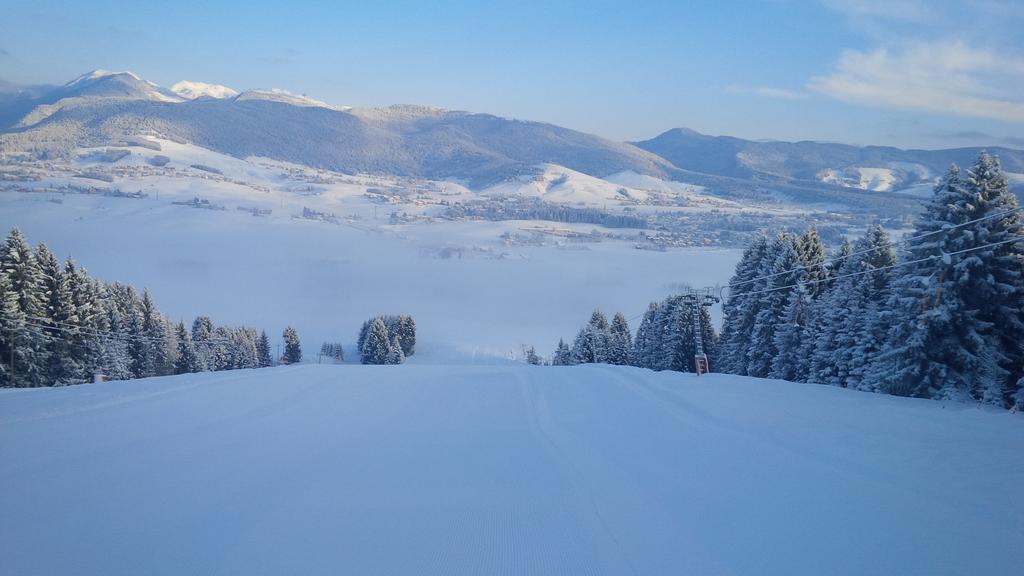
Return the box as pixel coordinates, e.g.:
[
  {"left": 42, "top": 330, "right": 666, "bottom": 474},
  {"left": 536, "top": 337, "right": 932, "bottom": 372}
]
[{"left": 2, "top": 70, "right": 1021, "bottom": 200}]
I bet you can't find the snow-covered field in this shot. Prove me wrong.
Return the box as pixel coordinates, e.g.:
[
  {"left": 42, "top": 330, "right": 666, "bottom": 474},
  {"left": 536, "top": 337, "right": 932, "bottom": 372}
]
[
  {"left": 1, "top": 364, "right": 1020, "bottom": 575},
  {"left": 0, "top": 139, "right": 741, "bottom": 360}
]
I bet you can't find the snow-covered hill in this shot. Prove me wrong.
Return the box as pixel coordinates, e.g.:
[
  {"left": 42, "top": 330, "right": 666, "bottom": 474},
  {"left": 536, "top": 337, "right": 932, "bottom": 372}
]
[
  {"left": 0, "top": 138, "right": 741, "bottom": 357},
  {"left": 634, "top": 127, "right": 1024, "bottom": 199},
  {"left": 1, "top": 364, "right": 1020, "bottom": 575},
  {"left": 0, "top": 70, "right": 678, "bottom": 189}
]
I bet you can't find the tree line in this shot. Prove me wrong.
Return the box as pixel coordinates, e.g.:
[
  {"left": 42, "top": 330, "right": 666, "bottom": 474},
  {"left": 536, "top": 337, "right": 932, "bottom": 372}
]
[
  {"left": 551, "top": 305, "right": 717, "bottom": 373},
  {"left": 719, "top": 152, "right": 1024, "bottom": 409},
  {"left": 0, "top": 228, "right": 301, "bottom": 387}
]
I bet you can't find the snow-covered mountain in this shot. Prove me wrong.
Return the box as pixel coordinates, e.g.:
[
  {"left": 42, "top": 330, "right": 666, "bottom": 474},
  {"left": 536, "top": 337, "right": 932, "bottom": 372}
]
[
  {"left": 0, "top": 70, "right": 678, "bottom": 189},
  {"left": 1, "top": 70, "right": 1021, "bottom": 203},
  {"left": 634, "top": 127, "right": 1024, "bottom": 197},
  {"left": 170, "top": 80, "right": 238, "bottom": 100}
]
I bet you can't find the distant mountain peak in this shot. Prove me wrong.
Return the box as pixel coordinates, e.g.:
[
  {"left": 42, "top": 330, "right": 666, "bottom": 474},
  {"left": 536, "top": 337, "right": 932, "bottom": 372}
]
[
  {"left": 65, "top": 69, "right": 144, "bottom": 87},
  {"left": 171, "top": 80, "right": 239, "bottom": 100}
]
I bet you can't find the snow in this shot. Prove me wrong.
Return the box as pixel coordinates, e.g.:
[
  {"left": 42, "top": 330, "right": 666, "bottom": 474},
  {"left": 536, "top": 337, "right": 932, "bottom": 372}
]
[
  {"left": 170, "top": 80, "right": 239, "bottom": 100},
  {"left": 1, "top": 364, "right": 1020, "bottom": 575},
  {"left": 481, "top": 164, "right": 652, "bottom": 206},
  {"left": 65, "top": 69, "right": 144, "bottom": 87},
  {"left": 235, "top": 88, "right": 350, "bottom": 111},
  {"left": 0, "top": 139, "right": 739, "bottom": 360}
]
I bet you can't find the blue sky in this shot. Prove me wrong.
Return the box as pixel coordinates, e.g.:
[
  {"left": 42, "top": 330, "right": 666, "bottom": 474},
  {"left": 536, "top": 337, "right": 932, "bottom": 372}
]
[{"left": 1, "top": 0, "right": 1022, "bottom": 148}]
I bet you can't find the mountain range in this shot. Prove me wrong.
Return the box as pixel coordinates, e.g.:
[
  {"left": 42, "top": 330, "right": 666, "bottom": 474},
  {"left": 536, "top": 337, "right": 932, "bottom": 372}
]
[{"left": 2, "top": 70, "right": 1021, "bottom": 206}]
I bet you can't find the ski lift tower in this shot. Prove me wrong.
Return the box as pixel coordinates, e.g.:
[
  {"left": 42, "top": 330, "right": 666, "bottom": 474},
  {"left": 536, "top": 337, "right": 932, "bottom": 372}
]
[{"left": 680, "top": 287, "right": 720, "bottom": 376}]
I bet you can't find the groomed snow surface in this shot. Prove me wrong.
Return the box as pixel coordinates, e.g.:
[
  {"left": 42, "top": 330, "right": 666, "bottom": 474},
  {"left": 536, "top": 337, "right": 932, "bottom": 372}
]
[{"left": 2, "top": 364, "right": 1021, "bottom": 575}]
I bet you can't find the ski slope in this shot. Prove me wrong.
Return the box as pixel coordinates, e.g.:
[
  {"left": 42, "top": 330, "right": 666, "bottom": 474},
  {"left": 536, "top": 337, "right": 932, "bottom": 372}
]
[{"left": 2, "top": 364, "right": 1021, "bottom": 575}]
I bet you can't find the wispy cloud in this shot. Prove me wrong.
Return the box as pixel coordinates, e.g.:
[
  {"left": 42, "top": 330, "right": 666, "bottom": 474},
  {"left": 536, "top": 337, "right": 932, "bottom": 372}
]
[
  {"left": 753, "top": 87, "right": 809, "bottom": 100},
  {"left": 822, "top": 0, "right": 930, "bottom": 23},
  {"left": 726, "top": 84, "right": 809, "bottom": 100},
  {"left": 808, "top": 41, "right": 1024, "bottom": 122}
]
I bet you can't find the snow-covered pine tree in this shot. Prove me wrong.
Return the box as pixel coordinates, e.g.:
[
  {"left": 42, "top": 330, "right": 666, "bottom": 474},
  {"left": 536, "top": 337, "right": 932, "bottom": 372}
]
[
  {"left": 769, "top": 281, "right": 813, "bottom": 382},
  {"left": 719, "top": 233, "right": 769, "bottom": 375},
  {"left": 607, "top": 312, "right": 632, "bottom": 366},
  {"left": 746, "top": 232, "right": 803, "bottom": 378},
  {"left": 1, "top": 229, "right": 47, "bottom": 387},
  {"left": 357, "top": 320, "right": 372, "bottom": 357},
  {"left": 174, "top": 321, "right": 200, "bottom": 374},
  {"left": 961, "top": 152, "right": 1024, "bottom": 406},
  {"left": 796, "top": 227, "right": 830, "bottom": 298},
  {"left": 37, "top": 244, "right": 74, "bottom": 384},
  {"left": 571, "top": 310, "right": 612, "bottom": 364},
  {"left": 99, "top": 285, "right": 132, "bottom": 381},
  {"left": 191, "top": 316, "right": 214, "bottom": 371},
  {"left": 257, "top": 330, "right": 272, "bottom": 368},
  {"left": 388, "top": 315, "right": 416, "bottom": 357},
  {"left": 139, "top": 289, "right": 171, "bottom": 377},
  {"left": 660, "top": 297, "right": 691, "bottom": 372},
  {"left": 631, "top": 302, "right": 660, "bottom": 369},
  {"left": 552, "top": 339, "right": 574, "bottom": 366},
  {"left": 525, "top": 346, "right": 542, "bottom": 365},
  {"left": 67, "top": 261, "right": 103, "bottom": 381},
  {"left": 386, "top": 335, "right": 405, "bottom": 364},
  {"left": 827, "top": 238, "right": 853, "bottom": 289},
  {"left": 0, "top": 269, "right": 19, "bottom": 387},
  {"left": 875, "top": 164, "right": 1007, "bottom": 401},
  {"left": 361, "top": 319, "right": 391, "bottom": 365},
  {"left": 844, "top": 226, "right": 897, "bottom": 392},
  {"left": 282, "top": 326, "right": 302, "bottom": 365}
]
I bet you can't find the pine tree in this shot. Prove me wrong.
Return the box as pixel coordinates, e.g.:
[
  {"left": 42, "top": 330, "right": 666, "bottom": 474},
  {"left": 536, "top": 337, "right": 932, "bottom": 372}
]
[
  {"left": 875, "top": 165, "right": 1006, "bottom": 401},
  {"left": 632, "top": 302, "right": 660, "bottom": 369},
  {"left": 962, "top": 152, "right": 1024, "bottom": 406},
  {"left": 282, "top": 326, "right": 302, "bottom": 365},
  {"left": 68, "top": 262, "right": 103, "bottom": 380},
  {"left": 796, "top": 227, "right": 830, "bottom": 298},
  {"left": 388, "top": 315, "right": 416, "bottom": 357},
  {"left": 37, "top": 244, "right": 75, "bottom": 384},
  {"left": 719, "top": 233, "right": 769, "bottom": 375},
  {"left": 769, "top": 281, "right": 813, "bottom": 382},
  {"left": 827, "top": 238, "right": 854, "bottom": 289},
  {"left": 191, "top": 316, "right": 214, "bottom": 371},
  {"left": 361, "top": 319, "right": 391, "bottom": 365},
  {"left": 139, "top": 289, "right": 171, "bottom": 377},
  {"left": 386, "top": 335, "right": 405, "bottom": 364},
  {"left": 607, "top": 312, "right": 632, "bottom": 366},
  {"left": 844, "top": 226, "right": 897, "bottom": 391},
  {"left": 0, "top": 270, "right": 19, "bottom": 387},
  {"left": 747, "top": 232, "right": 802, "bottom": 377},
  {"left": 524, "top": 346, "right": 542, "bottom": 365},
  {"left": 257, "top": 330, "right": 272, "bottom": 368},
  {"left": 174, "top": 321, "right": 200, "bottom": 374},
  {"left": 1, "top": 229, "right": 47, "bottom": 387},
  {"left": 552, "top": 339, "right": 574, "bottom": 366}
]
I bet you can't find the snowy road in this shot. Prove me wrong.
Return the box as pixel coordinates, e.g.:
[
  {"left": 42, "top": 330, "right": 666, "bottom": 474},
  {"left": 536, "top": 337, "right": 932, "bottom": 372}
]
[{"left": 2, "top": 364, "right": 1022, "bottom": 575}]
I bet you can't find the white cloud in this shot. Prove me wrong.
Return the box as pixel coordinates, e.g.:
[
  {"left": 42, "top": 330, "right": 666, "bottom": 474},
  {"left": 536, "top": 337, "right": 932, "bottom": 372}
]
[
  {"left": 808, "top": 41, "right": 1024, "bottom": 122},
  {"left": 725, "top": 84, "right": 809, "bottom": 100},
  {"left": 753, "top": 87, "right": 809, "bottom": 100},
  {"left": 822, "top": 0, "right": 930, "bottom": 22}
]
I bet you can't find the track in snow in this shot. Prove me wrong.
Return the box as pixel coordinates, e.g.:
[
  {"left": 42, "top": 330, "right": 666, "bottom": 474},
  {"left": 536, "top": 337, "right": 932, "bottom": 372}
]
[{"left": 1, "top": 364, "right": 1022, "bottom": 575}]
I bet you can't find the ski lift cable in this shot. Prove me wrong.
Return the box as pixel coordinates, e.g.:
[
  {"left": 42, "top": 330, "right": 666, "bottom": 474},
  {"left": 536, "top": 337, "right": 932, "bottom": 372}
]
[
  {"left": 739, "top": 234, "right": 1024, "bottom": 299},
  {"left": 726, "top": 206, "right": 1024, "bottom": 292},
  {"left": 6, "top": 316, "right": 233, "bottom": 346},
  {"left": 620, "top": 233, "right": 1024, "bottom": 325}
]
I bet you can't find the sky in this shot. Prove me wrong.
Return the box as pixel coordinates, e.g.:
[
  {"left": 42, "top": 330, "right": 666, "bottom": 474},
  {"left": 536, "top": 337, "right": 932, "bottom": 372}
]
[{"left": 0, "top": 0, "right": 1022, "bottom": 149}]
